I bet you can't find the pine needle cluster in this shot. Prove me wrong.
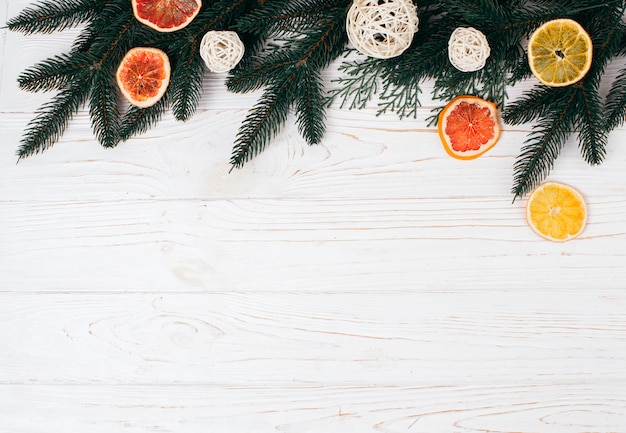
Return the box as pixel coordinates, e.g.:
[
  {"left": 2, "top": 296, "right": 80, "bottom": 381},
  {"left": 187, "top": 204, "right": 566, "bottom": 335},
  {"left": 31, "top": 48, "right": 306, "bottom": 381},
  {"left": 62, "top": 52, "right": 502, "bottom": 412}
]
[
  {"left": 6, "top": 0, "right": 626, "bottom": 199},
  {"left": 6, "top": 0, "right": 259, "bottom": 160}
]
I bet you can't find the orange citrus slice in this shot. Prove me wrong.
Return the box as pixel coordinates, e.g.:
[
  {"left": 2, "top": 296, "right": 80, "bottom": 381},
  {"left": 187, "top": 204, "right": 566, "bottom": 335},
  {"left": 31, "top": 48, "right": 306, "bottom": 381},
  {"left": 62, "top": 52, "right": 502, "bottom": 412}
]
[
  {"left": 438, "top": 95, "right": 501, "bottom": 160},
  {"left": 116, "top": 47, "right": 170, "bottom": 108},
  {"left": 132, "top": 0, "right": 202, "bottom": 33},
  {"left": 526, "top": 181, "right": 587, "bottom": 242},
  {"left": 528, "top": 18, "right": 592, "bottom": 87}
]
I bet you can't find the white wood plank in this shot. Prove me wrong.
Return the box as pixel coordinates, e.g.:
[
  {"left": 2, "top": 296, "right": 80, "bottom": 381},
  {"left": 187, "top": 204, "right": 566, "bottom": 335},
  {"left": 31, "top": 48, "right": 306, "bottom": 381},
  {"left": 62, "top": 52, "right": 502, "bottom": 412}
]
[
  {"left": 2, "top": 382, "right": 625, "bottom": 433},
  {"left": 3, "top": 110, "right": 626, "bottom": 201},
  {"left": 2, "top": 198, "right": 626, "bottom": 291},
  {"left": 3, "top": 2, "right": 626, "bottom": 432},
  {"left": 1, "top": 292, "right": 625, "bottom": 384}
]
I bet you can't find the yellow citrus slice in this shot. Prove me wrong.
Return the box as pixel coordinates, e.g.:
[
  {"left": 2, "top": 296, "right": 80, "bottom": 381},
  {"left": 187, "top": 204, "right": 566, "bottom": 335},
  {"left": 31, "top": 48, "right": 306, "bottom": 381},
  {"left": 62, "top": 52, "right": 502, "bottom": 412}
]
[
  {"left": 438, "top": 95, "right": 501, "bottom": 160},
  {"left": 528, "top": 18, "right": 592, "bottom": 87},
  {"left": 526, "top": 181, "right": 587, "bottom": 242},
  {"left": 132, "top": 0, "right": 202, "bottom": 33},
  {"left": 116, "top": 47, "right": 170, "bottom": 108}
]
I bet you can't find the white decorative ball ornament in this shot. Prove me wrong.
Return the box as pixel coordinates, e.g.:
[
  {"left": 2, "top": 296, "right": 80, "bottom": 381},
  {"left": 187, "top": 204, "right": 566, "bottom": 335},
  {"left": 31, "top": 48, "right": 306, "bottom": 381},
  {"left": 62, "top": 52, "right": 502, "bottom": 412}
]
[
  {"left": 346, "top": 0, "right": 419, "bottom": 59},
  {"left": 199, "top": 31, "right": 245, "bottom": 73},
  {"left": 448, "top": 27, "right": 491, "bottom": 72}
]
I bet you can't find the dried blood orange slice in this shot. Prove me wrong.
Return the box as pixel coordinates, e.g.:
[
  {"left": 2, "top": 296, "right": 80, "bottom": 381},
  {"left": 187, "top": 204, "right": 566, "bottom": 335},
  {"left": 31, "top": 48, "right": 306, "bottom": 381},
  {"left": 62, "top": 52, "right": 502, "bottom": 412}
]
[
  {"left": 132, "top": 0, "right": 202, "bottom": 33},
  {"left": 116, "top": 47, "right": 170, "bottom": 108},
  {"left": 438, "top": 95, "right": 501, "bottom": 160}
]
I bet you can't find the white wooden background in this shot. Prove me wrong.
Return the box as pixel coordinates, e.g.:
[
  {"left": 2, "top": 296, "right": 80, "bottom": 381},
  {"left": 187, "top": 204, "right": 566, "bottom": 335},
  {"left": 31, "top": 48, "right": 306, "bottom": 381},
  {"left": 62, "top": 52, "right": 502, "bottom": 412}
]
[{"left": 2, "top": 1, "right": 626, "bottom": 431}]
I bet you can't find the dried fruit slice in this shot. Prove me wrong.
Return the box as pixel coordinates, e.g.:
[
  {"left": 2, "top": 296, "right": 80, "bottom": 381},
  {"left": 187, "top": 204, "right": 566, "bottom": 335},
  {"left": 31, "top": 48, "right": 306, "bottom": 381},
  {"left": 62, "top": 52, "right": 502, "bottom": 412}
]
[
  {"left": 526, "top": 181, "right": 587, "bottom": 242},
  {"left": 116, "top": 47, "right": 170, "bottom": 108},
  {"left": 528, "top": 18, "right": 592, "bottom": 87},
  {"left": 438, "top": 95, "right": 500, "bottom": 160},
  {"left": 132, "top": 0, "right": 202, "bottom": 33}
]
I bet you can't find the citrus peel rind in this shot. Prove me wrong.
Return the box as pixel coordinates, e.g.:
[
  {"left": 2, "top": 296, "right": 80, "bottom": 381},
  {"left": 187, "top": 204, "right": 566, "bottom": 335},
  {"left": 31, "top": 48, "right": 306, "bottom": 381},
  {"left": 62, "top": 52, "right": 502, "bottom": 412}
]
[
  {"left": 526, "top": 181, "right": 587, "bottom": 242},
  {"left": 116, "top": 47, "right": 171, "bottom": 108},
  {"left": 132, "top": 0, "right": 202, "bottom": 33},
  {"left": 438, "top": 95, "right": 501, "bottom": 160},
  {"left": 528, "top": 18, "right": 592, "bottom": 87}
]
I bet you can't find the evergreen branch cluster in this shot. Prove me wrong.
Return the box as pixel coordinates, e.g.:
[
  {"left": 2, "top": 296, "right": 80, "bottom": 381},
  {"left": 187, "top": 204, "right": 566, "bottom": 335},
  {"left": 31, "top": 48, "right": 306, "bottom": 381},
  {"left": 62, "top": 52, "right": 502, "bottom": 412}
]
[
  {"left": 8, "top": 0, "right": 259, "bottom": 159},
  {"left": 6, "top": 0, "right": 626, "bottom": 199}
]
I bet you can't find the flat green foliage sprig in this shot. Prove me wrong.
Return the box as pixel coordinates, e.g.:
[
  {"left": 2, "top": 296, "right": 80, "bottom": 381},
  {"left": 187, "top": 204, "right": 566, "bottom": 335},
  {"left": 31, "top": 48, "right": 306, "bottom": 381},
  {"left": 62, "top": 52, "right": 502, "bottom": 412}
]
[{"left": 6, "top": 0, "right": 626, "bottom": 198}]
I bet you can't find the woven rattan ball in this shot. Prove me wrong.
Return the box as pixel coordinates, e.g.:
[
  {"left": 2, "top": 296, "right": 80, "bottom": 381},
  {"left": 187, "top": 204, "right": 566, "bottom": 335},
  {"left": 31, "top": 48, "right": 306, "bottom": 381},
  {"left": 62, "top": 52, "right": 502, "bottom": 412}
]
[
  {"left": 448, "top": 27, "right": 491, "bottom": 72},
  {"left": 200, "top": 31, "right": 245, "bottom": 73},
  {"left": 346, "top": 0, "right": 419, "bottom": 59}
]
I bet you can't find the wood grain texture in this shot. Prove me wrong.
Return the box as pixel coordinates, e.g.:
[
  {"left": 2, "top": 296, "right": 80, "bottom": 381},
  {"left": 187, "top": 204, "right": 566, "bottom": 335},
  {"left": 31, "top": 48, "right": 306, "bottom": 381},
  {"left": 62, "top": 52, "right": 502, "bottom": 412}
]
[{"left": 2, "top": 0, "right": 626, "bottom": 431}]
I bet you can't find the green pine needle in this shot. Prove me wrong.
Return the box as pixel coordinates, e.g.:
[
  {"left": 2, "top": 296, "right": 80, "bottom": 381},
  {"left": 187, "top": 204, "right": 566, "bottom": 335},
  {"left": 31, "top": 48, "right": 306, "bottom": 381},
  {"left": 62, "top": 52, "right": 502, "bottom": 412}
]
[
  {"left": 230, "top": 80, "right": 295, "bottom": 168},
  {"left": 511, "top": 88, "right": 578, "bottom": 200},
  {"left": 119, "top": 94, "right": 170, "bottom": 142},
  {"left": 89, "top": 70, "right": 121, "bottom": 148},
  {"left": 7, "top": 0, "right": 626, "bottom": 200},
  {"left": 576, "top": 83, "right": 607, "bottom": 165},
  {"left": 17, "top": 76, "right": 91, "bottom": 160},
  {"left": 6, "top": 0, "right": 103, "bottom": 34},
  {"left": 295, "top": 66, "right": 326, "bottom": 144},
  {"left": 229, "top": 3, "right": 349, "bottom": 168},
  {"left": 18, "top": 53, "right": 94, "bottom": 93},
  {"left": 169, "top": 40, "right": 205, "bottom": 122},
  {"left": 605, "top": 68, "right": 626, "bottom": 129}
]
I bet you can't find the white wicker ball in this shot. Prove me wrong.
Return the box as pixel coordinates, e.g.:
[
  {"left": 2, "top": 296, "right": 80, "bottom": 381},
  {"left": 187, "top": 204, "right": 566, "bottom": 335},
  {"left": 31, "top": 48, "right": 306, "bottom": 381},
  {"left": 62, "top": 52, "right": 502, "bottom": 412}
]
[
  {"left": 448, "top": 27, "right": 491, "bottom": 72},
  {"left": 346, "top": 0, "right": 419, "bottom": 59},
  {"left": 199, "top": 31, "right": 245, "bottom": 73}
]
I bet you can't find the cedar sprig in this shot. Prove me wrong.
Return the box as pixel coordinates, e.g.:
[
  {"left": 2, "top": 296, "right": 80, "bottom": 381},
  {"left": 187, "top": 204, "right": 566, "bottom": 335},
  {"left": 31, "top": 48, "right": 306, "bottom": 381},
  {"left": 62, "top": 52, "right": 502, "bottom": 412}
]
[{"left": 327, "top": 57, "right": 383, "bottom": 111}]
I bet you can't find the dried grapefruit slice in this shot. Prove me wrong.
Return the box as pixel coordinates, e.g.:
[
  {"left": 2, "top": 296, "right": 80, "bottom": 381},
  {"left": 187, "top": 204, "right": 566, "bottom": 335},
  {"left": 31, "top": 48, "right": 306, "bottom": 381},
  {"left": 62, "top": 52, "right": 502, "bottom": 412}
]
[
  {"left": 116, "top": 47, "right": 170, "bottom": 108},
  {"left": 438, "top": 95, "right": 500, "bottom": 160},
  {"left": 526, "top": 181, "right": 587, "bottom": 242},
  {"left": 528, "top": 18, "right": 592, "bottom": 87},
  {"left": 132, "top": 0, "right": 202, "bottom": 33}
]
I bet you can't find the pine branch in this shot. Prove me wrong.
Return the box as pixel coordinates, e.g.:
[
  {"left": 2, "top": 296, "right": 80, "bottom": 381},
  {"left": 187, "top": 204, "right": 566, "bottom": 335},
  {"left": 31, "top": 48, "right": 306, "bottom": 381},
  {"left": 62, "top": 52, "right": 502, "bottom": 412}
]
[
  {"left": 165, "top": 0, "right": 256, "bottom": 121},
  {"left": 119, "top": 93, "right": 171, "bottom": 141},
  {"left": 18, "top": 52, "right": 94, "bottom": 93},
  {"left": 230, "top": 78, "right": 295, "bottom": 168},
  {"left": 576, "top": 83, "right": 607, "bottom": 165},
  {"left": 511, "top": 88, "right": 578, "bottom": 200},
  {"left": 502, "top": 86, "right": 557, "bottom": 125},
  {"left": 17, "top": 75, "right": 91, "bottom": 160},
  {"left": 169, "top": 39, "right": 205, "bottom": 122},
  {"left": 89, "top": 70, "right": 121, "bottom": 148},
  {"left": 5, "top": 0, "right": 103, "bottom": 34},
  {"left": 228, "top": 47, "right": 297, "bottom": 93},
  {"left": 605, "top": 67, "right": 626, "bottom": 129},
  {"left": 295, "top": 66, "right": 326, "bottom": 144},
  {"left": 229, "top": 4, "right": 348, "bottom": 168},
  {"left": 235, "top": 0, "right": 347, "bottom": 37}
]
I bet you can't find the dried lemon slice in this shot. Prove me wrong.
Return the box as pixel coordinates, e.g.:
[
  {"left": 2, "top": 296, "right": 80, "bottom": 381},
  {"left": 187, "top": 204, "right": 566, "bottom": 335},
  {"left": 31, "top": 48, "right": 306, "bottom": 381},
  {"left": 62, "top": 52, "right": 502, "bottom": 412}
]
[
  {"left": 526, "top": 182, "right": 587, "bottom": 242},
  {"left": 528, "top": 18, "right": 592, "bottom": 87}
]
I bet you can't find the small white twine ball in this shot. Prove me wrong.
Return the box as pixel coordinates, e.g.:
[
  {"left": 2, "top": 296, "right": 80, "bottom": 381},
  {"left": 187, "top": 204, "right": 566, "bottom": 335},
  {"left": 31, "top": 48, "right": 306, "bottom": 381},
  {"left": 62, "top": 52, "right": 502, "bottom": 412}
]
[
  {"left": 199, "top": 30, "right": 245, "bottom": 73},
  {"left": 448, "top": 27, "right": 491, "bottom": 72},
  {"left": 346, "top": 0, "right": 419, "bottom": 59}
]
